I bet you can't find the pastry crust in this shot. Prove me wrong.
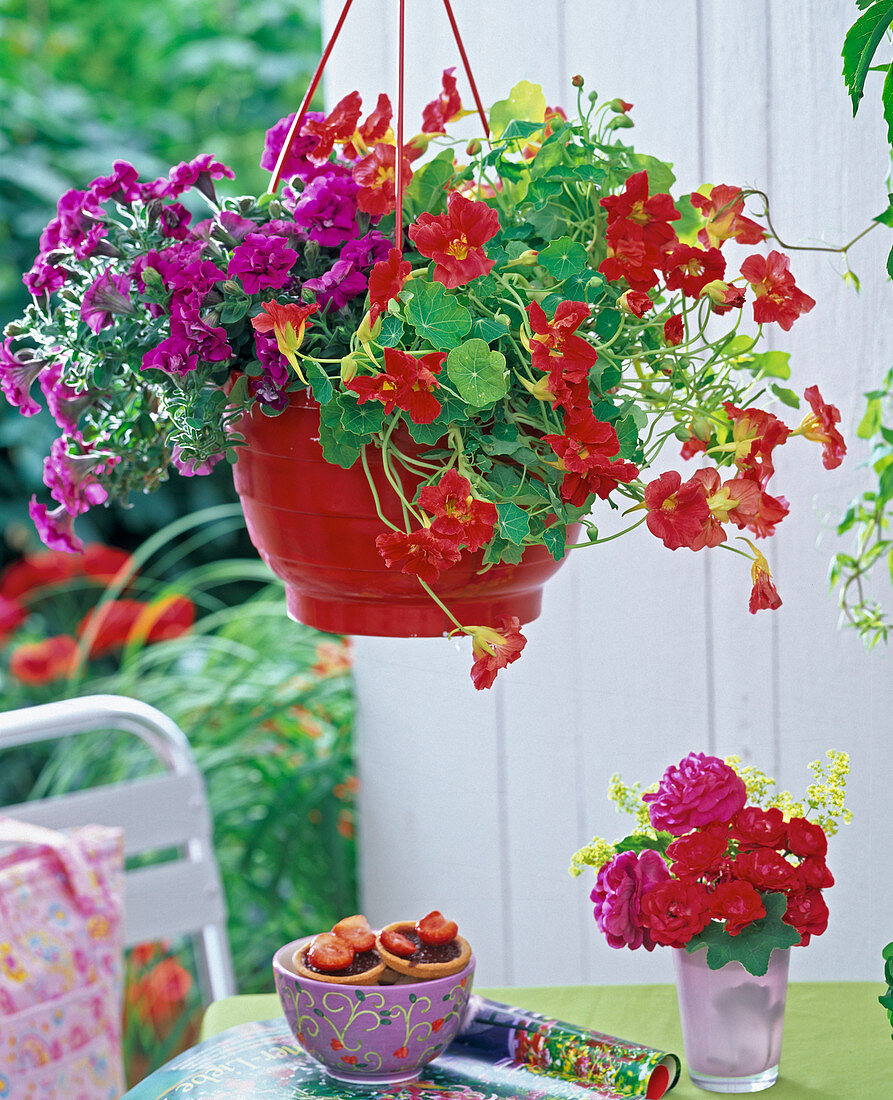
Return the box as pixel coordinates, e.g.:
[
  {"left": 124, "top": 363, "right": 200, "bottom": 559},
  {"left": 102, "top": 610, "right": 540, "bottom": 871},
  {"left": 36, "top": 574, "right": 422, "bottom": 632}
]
[
  {"left": 291, "top": 943, "right": 386, "bottom": 986},
  {"left": 375, "top": 921, "right": 471, "bottom": 979}
]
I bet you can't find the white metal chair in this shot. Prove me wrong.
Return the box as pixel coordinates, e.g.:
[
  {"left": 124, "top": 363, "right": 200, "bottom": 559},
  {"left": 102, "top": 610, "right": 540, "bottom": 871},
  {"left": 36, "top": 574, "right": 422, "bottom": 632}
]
[{"left": 0, "top": 694, "right": 236, "bottom": 1002}]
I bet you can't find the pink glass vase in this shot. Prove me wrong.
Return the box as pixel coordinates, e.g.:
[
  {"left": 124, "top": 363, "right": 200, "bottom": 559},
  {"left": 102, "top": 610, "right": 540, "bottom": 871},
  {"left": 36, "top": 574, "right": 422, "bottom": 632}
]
[{"left": 673, "top": 946, "right": 790, "bottom": 1093}]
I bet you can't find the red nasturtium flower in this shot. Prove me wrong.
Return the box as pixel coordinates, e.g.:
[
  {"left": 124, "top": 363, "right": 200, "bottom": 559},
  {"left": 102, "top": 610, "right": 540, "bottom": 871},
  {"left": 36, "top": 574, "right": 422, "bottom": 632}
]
[
  {"left": 662, "top": 243, "right": 726, "bottom": 298},
  {"left": 304, "top": 91, "right": 363, "bottom": 162},
  {"left": 618, "top": 289, "right": 653, "bottom": 317},
  {"left": 745, "top": 542, "right": 782, "bottom": 613},
  {"left": 374, "top": 527, "right": 461, "bottom": 583},
  {"left": 77, "top": 595, "right": 195, "bottom": 657},
  {"left": 0, "top": 595, "right": 27, "bottom": 642},
  {"left": 367, "top": 248, "right": 412, "bottom": 321},
  {"left": 347, "top": 347, "right": 444, "bottom": 423},
  {"left": 467, "top": 616, "right": 527, "bottom": 690},
  {"left": 690, "top": 185, "right": 766, "bottom": 249},
  {"left": 9, "top": 634, "right": 79, "bottom": 684},
  {"left": 251, "top": 301, "right": 318, "bottom": 375},
  {"left": 796, "top": 385, "right": 846, "bottom": 470},
  {"left": 408, "top": 192, "right": 500, "bottom": 289},
  {"left": 342, "top": 93, "right": 393, "bottom": 158},
  {"left": 701, "top": 279, "right": 746, "bottom": 315},
  {"left": 544, "top": 411, "right": 639, "bottom": 506},
  {"left": 417, "top": 469, "right": 497, "bottom": 551},
  {"left": 687, "top": 468, "right": 761, "bottom": 550},
  {"left": 600, "top": 170, "right": 680, "bottom": 239},
  {"left": 663, "top": 314, "right": 684, "bottom": 347},
  {"left": 739, "top": 250, "right": 816, "bottom": 331},
  {"left": 352, "top": 142, "right": 413, "bottom": 216},
  {"left": 421, "top": 67, "right": 464, "bottom": 133},
  {"left": 643, "top": 471, "right": 711, "bottom": 550},
  {"left": 721, "top": 402, "right": 791, "bottom": 487},
  {"left": 526, "top": 300, "right": 597, "bottom": 376}
]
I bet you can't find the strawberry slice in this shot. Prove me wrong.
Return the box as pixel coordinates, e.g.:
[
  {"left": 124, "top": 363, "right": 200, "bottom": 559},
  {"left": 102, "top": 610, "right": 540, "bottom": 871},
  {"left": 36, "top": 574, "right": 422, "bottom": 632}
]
[
  {"left": 307, "top": 932, "right": 354, "bottom": 971},
  {"left": 332, "top": 914, "right": 376, "bottom": 952},
  {"left": 380, "top": 928, "right": 417, "bottom": 957},
  {"left": 416, "top": 910, "right": 458, "bottom": 945}
]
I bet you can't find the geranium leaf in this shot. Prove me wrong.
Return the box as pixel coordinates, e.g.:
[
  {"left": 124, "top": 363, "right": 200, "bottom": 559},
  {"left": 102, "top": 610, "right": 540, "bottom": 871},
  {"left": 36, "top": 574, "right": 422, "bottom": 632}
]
[
  {"left": 614, "top": 832, "right": 673, "bottom": 856},
  {"left": 686, "top": 891, "right": 801, "bottom": 977},
  {"left": 403, "top": 282, "right": 472, "bottom": 351},
  {"left": 496, "top": 501, "right": 530, "bottom": 544},
  {"left": 489, "top": 81, "right": 547, "bottom": 140},
  {"left": 446, "top": 339, "right": 508, "bottom": 407},
  {"left": 538, "top": 236, "right": 589, "bottom": 282},
  {"left": 842, "top": 0, "right": 893, "bottom": 114}
]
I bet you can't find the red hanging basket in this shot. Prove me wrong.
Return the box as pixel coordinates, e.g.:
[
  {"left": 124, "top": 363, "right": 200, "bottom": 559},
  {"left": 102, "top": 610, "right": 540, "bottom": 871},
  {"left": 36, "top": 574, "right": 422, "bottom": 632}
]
[{"left": 231, "top": 391, "right": 578, "bottom": 637}]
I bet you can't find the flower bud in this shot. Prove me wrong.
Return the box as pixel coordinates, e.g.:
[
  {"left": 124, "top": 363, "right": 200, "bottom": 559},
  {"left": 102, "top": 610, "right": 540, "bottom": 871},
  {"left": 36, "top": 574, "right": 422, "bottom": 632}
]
[
  {"left": 141, "top": 267, "right": 164, "bottom": 290},
  {"left": 356, "top": 310, "right": 381, "bottom": 344},
  {"left": 465, "top": 139, "right": 482, "bottom": 156},
  {"left": 304, "top": 240, "right": 320, "bottom": 266},
  {"left": 587, "top": 90, "right": 599, "bottom": 103},
  {"left": 517, "top": 249, "right": 539, "bottom": 266},
  {"left": 607, "top": 115, "right": 634, "bottom": 130},
  {"left": 571, "top": 74, "right": 584, "bottom": 88},
  {"left": 690, "top": 417, "right": 713, "bottom": 442},
  {"left": 340, "top": 354, "right": 359, "bottom": 383},
  {"left": 609, "top": 98, "right": 633, "bottom": 113}
]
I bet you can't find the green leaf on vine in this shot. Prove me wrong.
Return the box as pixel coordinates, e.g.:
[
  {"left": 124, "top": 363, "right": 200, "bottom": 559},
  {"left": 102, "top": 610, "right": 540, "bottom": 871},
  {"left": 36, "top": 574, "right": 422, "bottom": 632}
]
[
  {"left": 404, "top": 281, "right": 472, "bottom": 351},
  {"left": 446, "top": 339, "right": 508, "bottom": 407},
  {"left": 496, "top": 501, "right": 530, "bottom": 544},
  {"left": 770, "top": 384, "right": 800, "bottom": 409},
  {"left": 627, "top": 153, "right": 676, "bottom": 194},
  {"left": 842, "top": 0, "right": 893, "bottom": 114},
  {"left": 543, "top": 523, "right": 567, "bottom": 561},
  {"left": 538, "top": 236, "right": 589, "bottom": 282},
  {"left": 686, "top": 891, "right": 800, "bottom": 976}
]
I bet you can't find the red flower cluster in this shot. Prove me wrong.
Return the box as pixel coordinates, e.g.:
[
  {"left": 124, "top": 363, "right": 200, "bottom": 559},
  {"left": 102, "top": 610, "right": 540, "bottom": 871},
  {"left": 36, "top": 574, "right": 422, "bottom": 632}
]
[
  {"left": 409, "top": 191, "right": 500, "bottom": 289},
  {"left": 347, "top": 346, "right": 444, "bottom": 423}
]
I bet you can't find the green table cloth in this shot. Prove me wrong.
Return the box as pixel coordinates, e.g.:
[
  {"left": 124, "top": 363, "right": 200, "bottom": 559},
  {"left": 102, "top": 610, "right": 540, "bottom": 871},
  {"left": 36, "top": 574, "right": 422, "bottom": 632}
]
[{"left": 200, "top": 982, "right": 887, "bottom": 1098}]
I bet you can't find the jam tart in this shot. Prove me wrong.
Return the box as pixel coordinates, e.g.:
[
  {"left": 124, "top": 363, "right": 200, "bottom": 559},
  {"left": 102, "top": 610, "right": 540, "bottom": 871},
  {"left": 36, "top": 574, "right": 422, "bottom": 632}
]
[
  {"left": 292, "top": 916, "right": 386, "bottom": 985},
  {"left": 375, "top": 911, "right": 471, "bottom": 979}
]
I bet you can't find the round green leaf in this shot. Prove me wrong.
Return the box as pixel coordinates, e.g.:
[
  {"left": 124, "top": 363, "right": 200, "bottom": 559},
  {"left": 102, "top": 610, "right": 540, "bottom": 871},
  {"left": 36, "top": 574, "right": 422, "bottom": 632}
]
[
  {"left": 446, "top": 339, "right": 508, "bottom": 407},
  {"left": 404, "top": 281, "right": 472, "bottom": 351}
]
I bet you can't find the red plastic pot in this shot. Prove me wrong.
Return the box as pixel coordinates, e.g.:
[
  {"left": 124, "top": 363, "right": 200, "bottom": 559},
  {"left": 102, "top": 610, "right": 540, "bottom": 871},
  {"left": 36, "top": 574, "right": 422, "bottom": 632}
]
[{"left": 231, "top": 390, "right": 576, "bottom": 636}]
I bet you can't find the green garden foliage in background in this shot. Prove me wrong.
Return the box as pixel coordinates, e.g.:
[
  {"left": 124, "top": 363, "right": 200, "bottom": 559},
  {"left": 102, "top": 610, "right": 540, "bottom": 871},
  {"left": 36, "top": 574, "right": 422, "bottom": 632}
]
[{"left": 0, "top": 0, "right": 320, "bottom": 563}]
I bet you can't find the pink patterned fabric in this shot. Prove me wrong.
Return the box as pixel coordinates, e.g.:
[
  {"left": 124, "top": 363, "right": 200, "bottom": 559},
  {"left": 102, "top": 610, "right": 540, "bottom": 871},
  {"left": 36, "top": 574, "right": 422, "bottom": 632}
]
[{"left": 0, "top": 819, "right": 125, "bottom": 1099}]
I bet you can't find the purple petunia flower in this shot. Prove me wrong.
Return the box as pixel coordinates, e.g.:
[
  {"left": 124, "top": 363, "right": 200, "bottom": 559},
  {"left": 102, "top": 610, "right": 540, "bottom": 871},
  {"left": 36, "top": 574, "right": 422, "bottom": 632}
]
[
  {"left": 643, "top": 752, "right": 747, "bottom": 836},
  {"left": 89, "top": 160, "right": 142, "bottom": 205},
  {"left": 303, "top": 259, "right": 368, "bottom": 311},
  {"left": 288, "top": 169, "right": 360, "bottom": 247},
  {"left": 23, "top": 259, "right": 66, "bottom": 297},
  {"left": 166, "top": 155, "right": 235, "bottom": 202},
  {"left": 56, "top": 188, "right": 106, "bottom": 258},
  {"left": 227, "top": 233, "right": 298, "bottom": 294},
  {"left": 80, "top": 270, "right": 135, "bottom": 333},
  {"left": 43, "top": 436, "right": 111, "bottom": 515},
  {"left": 260, "top": 112, "right": 325, "bottom": 181},
  {"left": 590, "top": 849, "right": 670, "bottom": 951},
  {"left": 158, "top": 202, "right": 193, "bottom": 241},
  {"left": 342, "top": 230, "right": 391, "bottom": 270},
  {"left": 1, "top": 339, "right": 46, "bottom": 416},
  {"left": 141, "top": 335, "right": 199, "bottom": 376},
  {"left": 170, "top": 445, "right": 224, "bottom": 477},
  {"left": 29, "top": 498, "right": 82, "bottom": 553},
  {"left": 39, "top": 363, "right": 95, "bottom": 433}
]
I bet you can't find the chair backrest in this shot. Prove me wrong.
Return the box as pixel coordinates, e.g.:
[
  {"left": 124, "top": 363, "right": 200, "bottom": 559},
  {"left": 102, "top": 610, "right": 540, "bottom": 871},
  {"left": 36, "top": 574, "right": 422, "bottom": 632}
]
[{"left": 0, "top": 693, "right": 236, "bottom": 1002}]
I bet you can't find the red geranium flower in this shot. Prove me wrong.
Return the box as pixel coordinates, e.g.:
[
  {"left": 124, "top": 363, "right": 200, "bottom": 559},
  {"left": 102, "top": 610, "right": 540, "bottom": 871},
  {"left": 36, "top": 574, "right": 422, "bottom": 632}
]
[
  {"left": 352, "top": 143, "right": 413, "bottom": 216},
  {"left": 417, "top": 469, "right": 497, "bottom": 551},
  {"left": 739, "top": 250, "right": 816, "bottom": 331},
  {"left": 374, "top": 527, "right": 461, "bottom": 583},
  {"left": 408, "top": 192, "right": 500, "bottom": 289},
  {"left": 643, "top": 471, "right": 711, "bottom": 551},
  {"left": 797, "top": 856, "right": 834, "bottom": 891},
  {"left": 638, "top": 880, "right": 711, "bottom": 947},
  {"left": 527, "top": 300, "right": 597, "bottom": 378},
  {"left": 690, "top": 185, "right": 766, "bottom": 249},
  {"left": 797, "top": 385, "right": 846, "bottom": 470},
  {"left": 368, "top": 248, "right": 412, "bottom": 320},
  {"left": 304, "top": 91, "right": 363, "bottom": 163},
  {"left": 421, "top": 67, "right": 464, "bottom": 133},
  {"left": 708, "top": 880, "right": 766, "bottom": 936},
  {"left": 468, "top": 616, "right": 527, "bottom": 690},
  {"left": 9, "top": 634, "right": 79, "bottom": 684},
  {"left": 662, "top": 244, "right": 726, "bottom": 298},
  {"left": 782, "top": 889, "right": 829, "bottom": 946}
]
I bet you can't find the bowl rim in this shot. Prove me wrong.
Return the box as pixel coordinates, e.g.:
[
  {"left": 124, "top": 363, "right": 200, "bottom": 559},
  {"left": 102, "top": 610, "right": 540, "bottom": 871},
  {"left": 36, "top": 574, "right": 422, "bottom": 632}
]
[{"left": 273, "top": 935, "right": 476, "bottom": 991}]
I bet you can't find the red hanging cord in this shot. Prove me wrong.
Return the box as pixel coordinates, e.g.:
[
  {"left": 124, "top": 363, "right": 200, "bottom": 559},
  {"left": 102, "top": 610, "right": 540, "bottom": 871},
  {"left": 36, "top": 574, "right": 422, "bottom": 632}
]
[
  {"left": 440, "top": 0, "right": 490, "bottom": 139},
  {"left": 395, "top": 0, "right": 406, "bottom": 254},
  {"left": 269, "top": 0, "right": 357, "bottom": 192}
]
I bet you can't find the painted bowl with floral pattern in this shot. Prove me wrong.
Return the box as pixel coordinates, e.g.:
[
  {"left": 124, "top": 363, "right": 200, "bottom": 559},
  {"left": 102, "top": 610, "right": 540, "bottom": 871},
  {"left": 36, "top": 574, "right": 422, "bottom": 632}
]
[{"left": 273, "top": 937, "right": 476, "bottom": 1085}]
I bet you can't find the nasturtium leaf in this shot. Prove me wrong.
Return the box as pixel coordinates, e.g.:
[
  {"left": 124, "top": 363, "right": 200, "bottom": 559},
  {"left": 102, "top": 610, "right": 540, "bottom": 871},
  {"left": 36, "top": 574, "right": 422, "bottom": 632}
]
[
  {"left": 403, "top": 281, "right": 472, "bottom": 351},
  {"left": 500, "top": 119, "right": 544, "bottom": 141},
  {"left": 340, "top": 398, "right": 385, "bottom": 437},
  {"left": 614, "top": 414, "right": 641, "bottom": 459},
  {"left": 873, "top": 194, "right": 893, "bottom": 227},
  {"left": 318, "top": 400, "right": 362, "bottom": 468},
  {"left": 496, "top": 501, "right": 530, "bottom": 544},
  {"left": 377, "top": 313, "right": 404, "bottom": 347},
  {"left": 591, "top": 361, "right": 622, "bottom": 393},
  {"left": 594, "top": 309, "right": 622, "bottom": 341},
  {"left": 542, "top": 523, "right": 567, "bottom": 561},
  {"left": 307, "top": 361, "right": 333, "bottom": 405},
  {"left": 526, "top": 203, "right": 567, "bottom": 240},
  {"left": 562, "top": 271, "right": 605, "bottom": 303},
  {"left": 686, "top": 891, "right": 801, "bottom": 977},
  {"left": 538, "top": 236, "right": 589, "bottom": 282},
  {"left": 524, "top": 176, "right": 564, "bottom": 206},
  {"left": 742, "top": 350, "right": 791, "bottom": 379},
  {"left": 723, "top": 333, "right": 758, "bottom": 356},
  {"left": 470, "top": 317, "right": 511, "bottom": 344},
  {"left": 878, "top": 462, "right": 893, "bottom": 504},
  {"left": 626, "top": 153, "right": 676, "bottom": 194},
  {"left": 403, "top": 149, "right": 455, "bottom": 219},
  {"left": 489, "top": 81, "right": 547, "bottom": 140},
  {"left": 446, "top": 339, "right": 508, "bottom": 407},
  {"left": 674, "top": 193, "right": 705, "bottom": 245},
  {"left": 858, "top": 397, "right": 882, "bottom": 439},
  {"left": 770, "top": 384, "right": 800, "bottom": 409},
  {"left": 530, "top": 138, "right": 566, "bottom": 177}
]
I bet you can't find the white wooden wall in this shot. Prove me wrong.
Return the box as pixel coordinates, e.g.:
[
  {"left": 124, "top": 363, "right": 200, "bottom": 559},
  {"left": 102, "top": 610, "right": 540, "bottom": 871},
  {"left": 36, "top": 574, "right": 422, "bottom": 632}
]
[{"left": 320, "top": 0, "right": 893, "bottom": 986}]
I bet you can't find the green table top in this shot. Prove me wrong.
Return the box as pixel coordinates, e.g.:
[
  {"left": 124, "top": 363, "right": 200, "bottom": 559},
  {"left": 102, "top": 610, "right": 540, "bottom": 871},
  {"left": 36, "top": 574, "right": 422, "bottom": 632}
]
[{"left": 201, "top": 982, "right": 888, "bottom": 1099}]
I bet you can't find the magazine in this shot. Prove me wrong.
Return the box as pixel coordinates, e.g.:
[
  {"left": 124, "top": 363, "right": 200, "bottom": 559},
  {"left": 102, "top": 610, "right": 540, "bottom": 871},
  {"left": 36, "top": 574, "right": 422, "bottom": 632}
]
[{"left": 122, "top": 997, "right": 679, "bottom": 1100}]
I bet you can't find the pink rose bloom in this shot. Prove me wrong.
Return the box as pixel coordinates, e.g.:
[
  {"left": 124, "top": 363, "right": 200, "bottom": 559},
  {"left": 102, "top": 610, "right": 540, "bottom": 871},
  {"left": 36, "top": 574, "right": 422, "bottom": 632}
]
[
  {"left": 643, "top": 752, "right": 747, "bottom": 835},
  {"left": 590, "top": 849, "right": 670, "bottom": 951}
]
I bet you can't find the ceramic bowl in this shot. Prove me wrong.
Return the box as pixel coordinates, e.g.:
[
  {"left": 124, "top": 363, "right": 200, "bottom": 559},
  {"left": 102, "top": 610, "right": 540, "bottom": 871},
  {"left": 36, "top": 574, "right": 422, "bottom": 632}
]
[{"left": 273, "top": 936, "right": 475, "bottom": 1085}]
